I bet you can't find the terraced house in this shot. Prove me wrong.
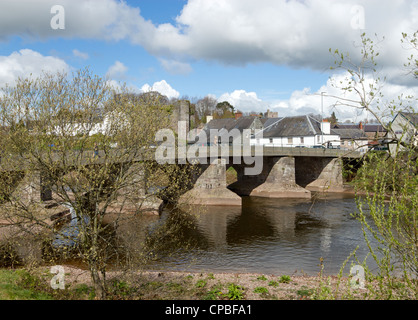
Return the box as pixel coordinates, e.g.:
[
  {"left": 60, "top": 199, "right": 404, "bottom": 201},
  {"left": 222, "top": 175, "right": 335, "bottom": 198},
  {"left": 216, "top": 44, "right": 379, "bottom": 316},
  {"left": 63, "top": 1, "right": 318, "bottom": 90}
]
[{"left": 251, "top": 115, "right": 341, "bottom": 148}]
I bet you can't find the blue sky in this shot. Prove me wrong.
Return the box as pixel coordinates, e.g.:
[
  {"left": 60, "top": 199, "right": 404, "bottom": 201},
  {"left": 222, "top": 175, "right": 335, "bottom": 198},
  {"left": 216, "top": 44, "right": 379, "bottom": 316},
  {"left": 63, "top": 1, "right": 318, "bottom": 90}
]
[{"left": 0, "top": 0, "right": 417, "bottom": 121}]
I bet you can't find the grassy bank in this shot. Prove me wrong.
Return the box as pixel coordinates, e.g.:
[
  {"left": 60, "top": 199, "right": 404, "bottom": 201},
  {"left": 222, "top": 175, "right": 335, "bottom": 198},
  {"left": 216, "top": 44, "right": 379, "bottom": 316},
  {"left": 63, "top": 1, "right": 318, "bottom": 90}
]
[{"left": 0, "top": 266, "right": 375, "bottom": 300}]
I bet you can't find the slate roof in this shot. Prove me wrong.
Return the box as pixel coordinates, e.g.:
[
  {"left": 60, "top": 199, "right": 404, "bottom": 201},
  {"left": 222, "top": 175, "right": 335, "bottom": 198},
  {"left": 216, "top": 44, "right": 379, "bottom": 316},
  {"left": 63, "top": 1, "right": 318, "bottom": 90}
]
[
  {"left": 400, "top": 112, "right": 418, "bottom": 128},
  {"left": 333, "top": 124, "right": 359, "bottom": 130},
  {"left": 204, "top": 116, "right": 262, "bottom": 133},
  {"left": 255, "top": 115, "right": 338, "bottom": 138},
  {"left": 333, "top": 123, "right": 386, "bottom": 133},
  {"left": 333, "top": 128, "right": 367, "bottom": 140},
  {"left": 363, "top": 124, "right": 386, "bottom": 133}
]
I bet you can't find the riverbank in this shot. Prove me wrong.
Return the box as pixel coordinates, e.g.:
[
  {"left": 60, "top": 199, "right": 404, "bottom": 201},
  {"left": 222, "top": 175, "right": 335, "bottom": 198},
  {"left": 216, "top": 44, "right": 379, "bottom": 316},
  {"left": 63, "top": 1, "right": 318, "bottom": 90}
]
[{"left": 1, "top": 265, "right": 372, "bottom": 300}]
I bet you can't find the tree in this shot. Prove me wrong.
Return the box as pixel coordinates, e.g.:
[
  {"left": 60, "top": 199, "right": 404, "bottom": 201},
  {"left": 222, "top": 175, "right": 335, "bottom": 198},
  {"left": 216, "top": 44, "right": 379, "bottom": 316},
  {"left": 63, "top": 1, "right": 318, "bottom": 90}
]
[
  {"left": 329, "top": 32, "right": 418, "bottom": 299},
  {"left": 325, "top": 111, "right": 338, "bottom": 126},
  {"left": 402, "top": 31, "right": 418, "bottom": 79},
  {"left": 0, "top": 68, "right": 194, "bottom": 299},
  {"left": 328, "top": 32, "right": 417, "bottom": 150},
  {"left": 214, "top": 101, "right": 235, "bottom": 119},
  {"left": 195, "top": 96, "right": 218, "bottom": 120}
]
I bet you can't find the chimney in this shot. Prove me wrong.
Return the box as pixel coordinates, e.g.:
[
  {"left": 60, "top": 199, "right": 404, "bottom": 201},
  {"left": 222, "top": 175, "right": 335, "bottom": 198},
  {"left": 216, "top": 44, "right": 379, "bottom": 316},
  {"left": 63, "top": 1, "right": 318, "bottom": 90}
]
[
  {"left": 235, "top": 111, "right": 243, "bottom": 120},
  {"left": 321, "top": 120, "right": 331, "bottom": 135},
  {"left": 359, "top": 122, "right": 363, "bottom": 130}
]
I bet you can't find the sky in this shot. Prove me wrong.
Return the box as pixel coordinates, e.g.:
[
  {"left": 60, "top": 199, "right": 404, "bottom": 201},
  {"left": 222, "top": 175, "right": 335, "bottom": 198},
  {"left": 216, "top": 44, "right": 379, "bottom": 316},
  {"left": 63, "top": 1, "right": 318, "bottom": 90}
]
[{"left": 0, "top": 0, "right": 417, "bottom": 122}]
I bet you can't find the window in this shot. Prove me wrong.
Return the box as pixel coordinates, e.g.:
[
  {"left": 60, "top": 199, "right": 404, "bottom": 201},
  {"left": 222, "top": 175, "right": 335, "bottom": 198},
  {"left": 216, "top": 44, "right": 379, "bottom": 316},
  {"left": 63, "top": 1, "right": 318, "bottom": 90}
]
[
  {"left": 300, "top": 137, "right": 304, "bottom": 144},
  {"left": 269, "top": 138, "right": 273, "bottom": 143},
  {"left": 287, "top": 137, "right": 293, "bottom": 144},
  {"left": 317, "top": 136, "right": 320, "bottom": 143}
]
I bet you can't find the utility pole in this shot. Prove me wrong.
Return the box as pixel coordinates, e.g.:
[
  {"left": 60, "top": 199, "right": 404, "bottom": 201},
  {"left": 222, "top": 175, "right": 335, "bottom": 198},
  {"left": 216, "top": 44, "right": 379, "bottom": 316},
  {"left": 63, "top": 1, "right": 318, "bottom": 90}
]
[{"left": 321, "top": 92, "right": 325, "bottom": 146}]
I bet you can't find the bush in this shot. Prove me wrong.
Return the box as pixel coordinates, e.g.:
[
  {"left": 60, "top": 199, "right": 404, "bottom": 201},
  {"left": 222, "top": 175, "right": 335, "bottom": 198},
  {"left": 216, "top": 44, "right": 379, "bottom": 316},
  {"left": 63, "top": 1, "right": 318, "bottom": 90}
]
[
  {"left": 226, "top": 283, "right": 244, "bottom": 300},
  {"left": 279, "top": 275, "right": 291, "bottom": 283},
  {"left": 254, "top": 286, "right": 268, "bottom": 294}
]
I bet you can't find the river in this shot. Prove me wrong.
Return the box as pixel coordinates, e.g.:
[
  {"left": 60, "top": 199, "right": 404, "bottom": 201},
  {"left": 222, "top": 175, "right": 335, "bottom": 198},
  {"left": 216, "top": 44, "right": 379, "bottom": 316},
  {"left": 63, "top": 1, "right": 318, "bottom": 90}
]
[{"left": 140, "top": 193, "right": 378, "bottom": 276}]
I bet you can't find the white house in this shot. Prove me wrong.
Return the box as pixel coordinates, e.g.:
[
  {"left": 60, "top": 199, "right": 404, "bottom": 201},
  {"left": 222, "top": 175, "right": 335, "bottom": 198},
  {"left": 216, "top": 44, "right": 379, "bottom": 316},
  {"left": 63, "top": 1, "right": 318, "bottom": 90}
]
[
  {"left": 51, "top": 110, "right": 128, "bottom": 137},
  {"left": 387, "top": 112, "right": 418, "bottom": 155},
  {"left": 251, "top": 115, "right": 341, "bottom": 148}
]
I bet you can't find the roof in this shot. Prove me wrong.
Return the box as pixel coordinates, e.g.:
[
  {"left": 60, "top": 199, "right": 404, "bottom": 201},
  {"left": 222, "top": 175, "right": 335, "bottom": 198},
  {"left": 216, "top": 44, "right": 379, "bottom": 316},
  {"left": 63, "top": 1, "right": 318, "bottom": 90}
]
[
  {"left": 333, "top": 128, "right": 367, "bottom": 140},
  {"left": 333, "top": 124, "right": 359, "bottom": 130},
  {"left": 205, "top": 118, "right": 236, "bottom": 131},
  {"left": 256, "top": 115, "right": 338, "bottom": 138},
  {"left": 333, "top": 123, "right": 387, "bottom": 133},
  {"left": 399, "top": 112, "right": 418, "bottom": 128},
  {"left": 205, "top": 116, "right": 262, "bottom": 133},
  {"left": 363, "top": 124, "right": 386, "bottom": 132}
]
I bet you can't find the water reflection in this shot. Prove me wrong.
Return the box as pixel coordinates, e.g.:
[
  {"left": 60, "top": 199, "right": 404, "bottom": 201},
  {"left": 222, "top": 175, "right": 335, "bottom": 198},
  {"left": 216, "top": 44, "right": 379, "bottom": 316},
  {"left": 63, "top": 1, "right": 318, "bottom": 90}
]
[{"left": 142, "top": 194, "right": 378, "bottom": 276}]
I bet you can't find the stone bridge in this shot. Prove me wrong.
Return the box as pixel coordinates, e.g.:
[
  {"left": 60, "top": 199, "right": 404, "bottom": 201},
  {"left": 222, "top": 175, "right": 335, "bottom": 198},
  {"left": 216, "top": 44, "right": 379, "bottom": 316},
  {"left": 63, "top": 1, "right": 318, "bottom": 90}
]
[
  {"left": 0, "top": 146, "right": 362, "bottom": 208},
  {"left": 178, "top": 146, "right": 362, "bottom": 206}
]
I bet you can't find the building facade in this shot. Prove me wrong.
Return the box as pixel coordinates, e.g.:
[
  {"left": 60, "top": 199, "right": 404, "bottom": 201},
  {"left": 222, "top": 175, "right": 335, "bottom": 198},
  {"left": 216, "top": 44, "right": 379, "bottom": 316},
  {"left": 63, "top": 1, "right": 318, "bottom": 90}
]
[{"left": 251, "top": 115, "right": 340, "bottom": 148}]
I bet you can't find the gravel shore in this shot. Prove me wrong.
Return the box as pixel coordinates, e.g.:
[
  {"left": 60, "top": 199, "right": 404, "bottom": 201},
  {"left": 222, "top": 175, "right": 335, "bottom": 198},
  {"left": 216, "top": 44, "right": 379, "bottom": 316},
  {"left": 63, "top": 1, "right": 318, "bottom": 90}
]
[{"left": 56, "top": 265, "right": 364, "bottom": 300}]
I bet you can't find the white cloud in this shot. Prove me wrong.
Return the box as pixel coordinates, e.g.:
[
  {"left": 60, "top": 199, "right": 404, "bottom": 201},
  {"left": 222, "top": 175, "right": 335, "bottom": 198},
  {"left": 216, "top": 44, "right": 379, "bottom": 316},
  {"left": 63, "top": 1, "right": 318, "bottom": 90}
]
[
  {"left": 72, "top": 49, "right": 89, "bottom": 60},
  {"left": 140, "top": 80, "right": 180, "bottom": 99},
  {"left": 215, "top": 71, "right": 418, "bottom": 122},
  {"left": 1, "top": 0, "right": 416, "bottom": 79},
  {"left": 106, "top": 61, "right": 128, "bottom": 80},
  {"left": 218, "top": 90, "right": 268, "bottom": 113},
  {"left": 0, "top": 49, "right": 70, "bottom": 88},
  {"left": 269, "top": 72, "right": 418, "bottom": 122},
  {"left": 0, "top": 0, "right": 417, "bottom": 90},
  {"left": 0, "top": 0, "right": 151, "bottom": 41}
]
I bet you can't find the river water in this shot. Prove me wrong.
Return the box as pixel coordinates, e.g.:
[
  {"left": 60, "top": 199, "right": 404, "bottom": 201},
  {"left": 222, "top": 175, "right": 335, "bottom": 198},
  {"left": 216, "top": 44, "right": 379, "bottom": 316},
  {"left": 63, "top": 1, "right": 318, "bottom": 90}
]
[{"left": 142, "top": 193, "right": 379, "bottom": 276}]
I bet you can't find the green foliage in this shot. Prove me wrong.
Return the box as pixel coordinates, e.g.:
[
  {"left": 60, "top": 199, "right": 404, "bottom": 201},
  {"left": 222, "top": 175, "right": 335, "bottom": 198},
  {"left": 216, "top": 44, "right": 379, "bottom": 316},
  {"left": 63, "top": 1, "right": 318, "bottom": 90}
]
[
  {"left": 107, "top": 279, "right": 138, "bottom": 299},
  {"left": 0, "top": 269, "right": 53, "bottom": 300},
  {"left": 195, "top": 279, "right": 207, "bottom": 288},
  {"left": 204, "top": 282, "right": 244, "bottom": 300},
  {"left": 328, "top": 30, "right": 418, "bottom": 299},
  {"left": 353, "top": 149, "right": 418, "bottom": 298},
  {"left": 204, "top": 284, "right": 224, "bottom": 300},
  {"left": 226, "top": 283, "right": 245, "bottom": 300},
  {"left": 324, "top": 111, "right": 338, "bottom": 126},
  {"left": 279, "top": 275, "right": 291, "bottom": 283},
  {"left": 297, "top": 286, "right": 314, "bottom": 299},
  {"left": 268, "top": 280, "right": 279, "bottom": 287},
  {"left": 253, "top": 286, "right": 268, "bottom": 294},
  {"left": 0, "top": 68, "right": 198, "bottom": 300},
  {"left": 213, "top": 101, "right": 235, "bottom": 119}
]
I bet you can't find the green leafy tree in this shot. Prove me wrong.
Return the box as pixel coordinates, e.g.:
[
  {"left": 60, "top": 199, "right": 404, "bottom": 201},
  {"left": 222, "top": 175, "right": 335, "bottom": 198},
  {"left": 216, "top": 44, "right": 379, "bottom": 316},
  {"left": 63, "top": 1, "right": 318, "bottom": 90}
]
[
  {"left": 329, "top": 32, "right": 418, "bottom": 299},
  {"left": 0, "top": 68, "right": 194, "bottom": 299},
  {"left": 325, "top": 112, "right": 338, "bottom": 126},
  {"left": 214, "top": 101, "right": 235, "bottom": 119}
]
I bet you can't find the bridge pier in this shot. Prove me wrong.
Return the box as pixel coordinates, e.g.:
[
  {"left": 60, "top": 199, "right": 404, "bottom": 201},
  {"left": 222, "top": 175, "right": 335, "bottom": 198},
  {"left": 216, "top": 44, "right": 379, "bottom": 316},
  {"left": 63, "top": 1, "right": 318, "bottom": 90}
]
[
  {"left": 117, "top": 163, "right": 164, "bottom": 215},
  {"left": 296, "top": 157, "right": 344, "bottom": 193},
  {"left": 228, "top": 157, "right": 269, "bottom": 196},
  {"left": 250, "top": 157, "right": 311, "bottom": 198},
  {"left": 12, "top": 170, "right": 53, "bottom": 204},
  {"left": 179, "top": 158, "right": 242, "bottom": 206}
]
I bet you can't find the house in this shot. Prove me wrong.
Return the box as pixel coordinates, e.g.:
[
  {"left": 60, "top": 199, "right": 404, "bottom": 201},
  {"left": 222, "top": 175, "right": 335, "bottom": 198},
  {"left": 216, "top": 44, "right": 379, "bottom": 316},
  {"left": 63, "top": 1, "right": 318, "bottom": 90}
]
[
  {"left": 363, "top": 123, "right": 387, "bottom": 141},
  {"left": 332, "top": 122, "right": 387, "bottom": 150},
  {"left": 387, "top": 112, "right": 418, "bottom": 154},
  {"left": 200, "top": 116, "right": 264, "bottom": 144},
  {"left": 251, "top": 115, "right": 340, "bottom": 148},
  {"left": 332, "top": 127, "right": 369, "bottom": 152}
]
